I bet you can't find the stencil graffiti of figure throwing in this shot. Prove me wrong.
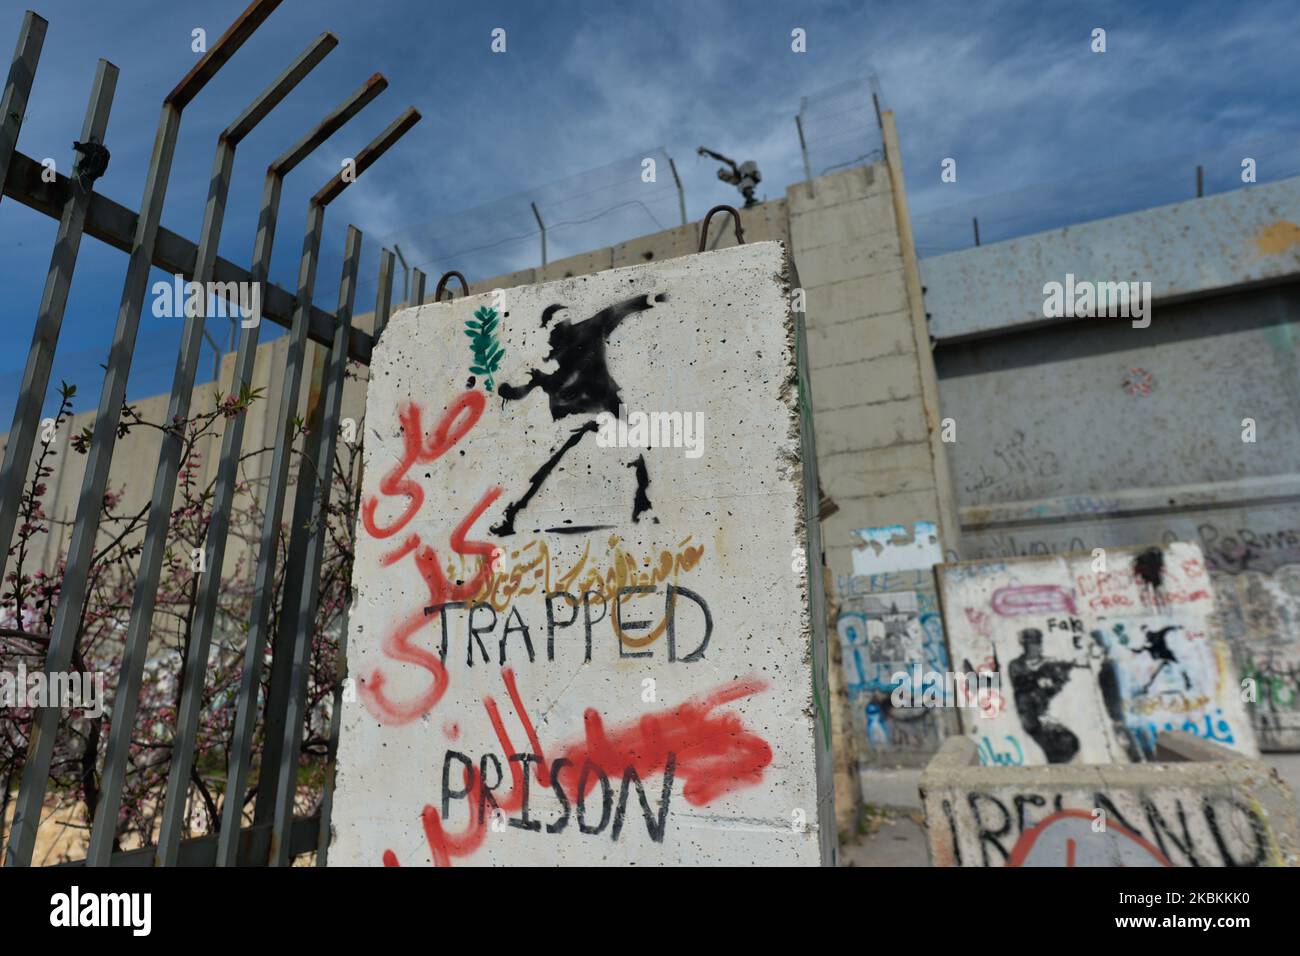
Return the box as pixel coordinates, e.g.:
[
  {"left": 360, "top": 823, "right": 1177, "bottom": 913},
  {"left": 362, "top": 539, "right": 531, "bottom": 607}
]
[
  {"left": 490, "top": 292, "right": 670, "bottom": 537},
  {"left": 1132, "top": 624, "right": 1193, "bottom": 693}
]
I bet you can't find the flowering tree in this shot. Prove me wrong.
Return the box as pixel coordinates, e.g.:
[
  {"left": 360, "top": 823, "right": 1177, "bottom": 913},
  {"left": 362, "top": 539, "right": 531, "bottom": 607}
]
[{"left": 0, "top": 374, "right": 362, "bottom": 863}]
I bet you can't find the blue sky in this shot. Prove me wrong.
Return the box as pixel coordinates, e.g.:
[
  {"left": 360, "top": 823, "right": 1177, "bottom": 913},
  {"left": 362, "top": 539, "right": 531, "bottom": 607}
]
[{"left": 1, "top": 0, "right": 1298, "bottom": 422}]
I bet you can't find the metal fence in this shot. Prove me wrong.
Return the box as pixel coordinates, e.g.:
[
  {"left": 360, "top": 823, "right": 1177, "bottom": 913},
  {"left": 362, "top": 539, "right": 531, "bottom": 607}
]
[
  {"left": 346, "top": 76, "right": 887, "bottom": 308},
  {"left": 795, "top": 75, "right": 885, "bottom": 188},
  {"left": 0, "top": 0, "right": 418, "bottom": 866},
  {"left": 358, "top": 147, "right": 686, "bottom": 308}
]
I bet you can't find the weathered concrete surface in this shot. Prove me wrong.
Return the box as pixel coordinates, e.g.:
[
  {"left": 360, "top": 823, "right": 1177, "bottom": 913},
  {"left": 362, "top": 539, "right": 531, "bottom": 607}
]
[
  {"left": 858, "top": 766, "right": 923, "bottom": 810},
  {"left": 791, "top": 162, "right": 958, "bottom": 585},
  {"left": 839, "top": 812, "right": 929, "bottom": 866},
  {"left": 938, "top": 543, "right": 1258, "bottom": 765},
  {"left": 331, "top": 241, "right": 833, "bottom": 865},
  {"left": 836, "top": 559, "right": 959, "bottom": 768},
  {"left": 920, "top": 734, "right": 1300, "bottom": 867},
  {"left": 790, "top": 137, "right": 960, "bottom": 780},
  {"left": 926, "top": 178, "right": 1300, "bottom": 756},
  {"left": 922, "top": 174, "right": 1300, "bottom": 342}
]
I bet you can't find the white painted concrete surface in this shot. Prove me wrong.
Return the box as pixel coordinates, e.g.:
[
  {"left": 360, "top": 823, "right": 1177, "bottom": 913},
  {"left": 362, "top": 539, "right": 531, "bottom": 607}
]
[{"left": 330, "top": 241, "right": 831, "bottom": 866}]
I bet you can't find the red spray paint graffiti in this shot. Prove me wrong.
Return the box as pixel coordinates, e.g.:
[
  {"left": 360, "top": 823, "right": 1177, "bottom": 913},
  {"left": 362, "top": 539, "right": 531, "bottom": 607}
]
[
  {"left": 553, "top": 678, "right": 772, "bottom": 807},
  {"left": 383, "top": 675, "right": 772, "bottom": 866},
  {"left": 358, "top": 392, "right": 503, "bottom": 725},
  {"left": 1005, "top": 809, "right": 1171, "bottom": 867}
]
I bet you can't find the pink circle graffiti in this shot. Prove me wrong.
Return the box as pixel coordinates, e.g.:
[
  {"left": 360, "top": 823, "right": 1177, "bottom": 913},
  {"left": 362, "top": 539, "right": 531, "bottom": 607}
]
[{"left": 1123, "top": 367, "right": 1154, "bottom": 397}]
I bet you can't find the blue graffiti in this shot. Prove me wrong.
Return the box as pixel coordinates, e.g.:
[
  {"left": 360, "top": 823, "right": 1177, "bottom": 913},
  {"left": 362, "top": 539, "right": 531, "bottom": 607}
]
[
  {"left": 977, "top": 735, "right": 1025, "bottom": 767},
  {"left": 1131, "top": 708, "right": 1236, "bottom": 756},
  {"left": 865, "top": 702, "right": 891, "bottom": 745},
  {"left": 919, "top": 611, "right": 949, "bottom": 671}
]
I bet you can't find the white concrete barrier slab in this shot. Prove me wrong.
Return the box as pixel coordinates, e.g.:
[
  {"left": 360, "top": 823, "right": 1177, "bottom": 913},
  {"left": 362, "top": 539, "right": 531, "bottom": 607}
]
[
  {"left": 330, "top": 241, "right": 832, "bottom": 866},
  {"left": 937, "top": 543, "right": 1257, "bottom": 766}
]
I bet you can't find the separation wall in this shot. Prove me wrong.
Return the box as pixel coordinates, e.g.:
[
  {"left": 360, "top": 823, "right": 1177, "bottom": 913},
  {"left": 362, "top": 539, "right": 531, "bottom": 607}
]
[{"left": 924, "top": 178, "right": 1300, "bottom": 751}]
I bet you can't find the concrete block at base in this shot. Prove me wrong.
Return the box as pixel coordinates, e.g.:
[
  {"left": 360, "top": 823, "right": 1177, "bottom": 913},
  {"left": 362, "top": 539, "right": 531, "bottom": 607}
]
[
  {"left": 920, "top": 734, "right": 1300, "bottom": 866},
  {"left": 859, "top": 767, "right": 923, "bottom": 810}
]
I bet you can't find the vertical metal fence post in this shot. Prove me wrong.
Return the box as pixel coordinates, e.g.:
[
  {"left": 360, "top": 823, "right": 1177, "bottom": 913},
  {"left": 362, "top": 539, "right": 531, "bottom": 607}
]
[
  {"left": 0, "top": 11, "right": 45, "bottom": 213},
  {"left": 90, "top": 32, "right": 336, "bottom": 867},
  {"left": 250, "top": 110, "right": 420, "bottom": 855},
  {"left": 372, "top": 247, "right": 395, "bottom": 339},
  {"left": 213, "top": 202, "right": 324, "bottom": 865},
  {"left": 668, "top": 156, "right": 687, "bottom": 226},
  {"left": 201, "top": 74, "right": 390, "bottom": 869},
  {"left": 0, "top": 10, "right": 50, "bottom": 589},
  {"left": 410, "top": 266, "right": 426, "bottom": 307},
  {"left": 0, "top": 59, "right": 115, "bottom": 617},
  {"left": 795, "top": 113, "right": 814, "bottom": 199},
  {"left": 314, "top": 249, "right": 394, "bottom": 866},
  {"left": 531, "top": 200, "right": 546, "bottom": 266},
  {"left": 4, "top": 0, "right": 281, "bottom": 869},
  {"left": 269, "top": 224, "right": 361, "bottom": 865}
]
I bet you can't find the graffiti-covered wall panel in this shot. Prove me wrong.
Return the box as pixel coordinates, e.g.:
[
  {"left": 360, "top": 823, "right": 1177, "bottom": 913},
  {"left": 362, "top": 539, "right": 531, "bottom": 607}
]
[
  {"left": 937, "top": 544, "right": 1257, "bottom": 767},
  {"left": 961, "top": 510, "right": 1300, "bottom": 751},
  {"left": 331, "top": 242, "right": 831, "bottom": 866},
  {"left": 1213, "top": 564, "right": 1300, "bottom": 750},
  {"left": 835, "top": 527, "right": 959, "bottom": 766}
]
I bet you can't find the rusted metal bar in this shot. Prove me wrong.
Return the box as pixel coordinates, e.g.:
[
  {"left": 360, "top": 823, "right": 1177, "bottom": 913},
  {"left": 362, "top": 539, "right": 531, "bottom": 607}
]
[
  {"left": 5, "top": 0, "right": 278, "bottom": 869},
  {"left": 314, "top": 247, "right": 395, "bottom": 867},
  {"left": 0, "top": 58, "right": 116, "bottom": 627},
  {"left": 165, "top": 0, "right": 282, "bottom": 110},
  {"left": 435, "top": 269, "right": 468, "bottom": 301},
  {"left": 252, "top": 109, "right": 421, "bottom": 845},
  {"left": 310, "top": 107, "right": 419, "bottom": 206},
  {"left": 0, "top": 10, "right": 46, "bottom": 211},
  {"left": 269, "top": 225, "right": 361, "bottom": 866},
  {"left": 95, "top": 32, "right": 337, "bottom": 868},
  {"left": 698, "top": 203, "right": 745, "bottom": 252},
  {"left": 274, "top": 72, "right": 386, "bottom": 173}
]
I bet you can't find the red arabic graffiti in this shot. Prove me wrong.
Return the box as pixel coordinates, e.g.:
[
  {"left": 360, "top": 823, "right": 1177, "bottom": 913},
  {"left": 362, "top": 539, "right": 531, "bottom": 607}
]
[{"left": 358, "top": 393, "right": 502, "bottom": 725}]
